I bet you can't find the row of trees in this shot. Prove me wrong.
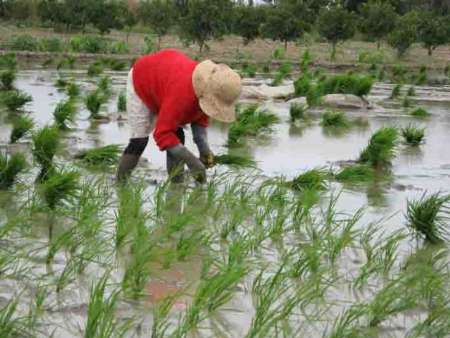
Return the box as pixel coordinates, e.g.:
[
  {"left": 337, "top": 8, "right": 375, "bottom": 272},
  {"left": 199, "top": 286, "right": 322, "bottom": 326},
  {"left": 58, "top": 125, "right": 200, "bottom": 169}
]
[{"left": 1, "top": 0, "right": 450, "bottom": 57}]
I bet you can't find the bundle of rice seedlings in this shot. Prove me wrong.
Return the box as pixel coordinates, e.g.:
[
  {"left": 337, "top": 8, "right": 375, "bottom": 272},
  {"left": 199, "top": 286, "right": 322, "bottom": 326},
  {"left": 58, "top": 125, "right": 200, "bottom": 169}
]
[
  {"left": 406, "top": 192, "right": 450, "bottom": 244},
  {"left": 85, "top": 90, "right": 106, "bottom": 119},
  {"left": 390, "top": 84, "right": 402, "bottom": 99},
  {"left": 32, "top": 126, "right": 60, "bottom": 172},
  {"left": 290, "top": 103, "right": 307, "bottom": 122},
  {"left": 98, "top": 76, "right": 112, "bottom": 94},
  {"left": 294, "top": 75, "right": 312, "bottom": 97},
  {"left": 317, "top": 74, "right": 374, "bottom": 97},
  {"left": 10, "top": 114, "right": 34, "bottom": 143},
  {"left": 66, "top": 82, "right": 80, "bottom": 98},
  {"left": 407, "top": 86, "right": 416, "bottom": 97},
  {"left": 320, "top": 111, "right": 350, "bottom": 128},
  {"left": 39, "top": 170, "right": 79, "bottom": 209},
  {"left": 227, "top": 105, "right": 279, "bottom": 146},
  {"left": 377, "top": 67, "right": 385, "bottom": 81},
  {"left": 75, "top": 145, "right": 121, "bottom": 166},
  {"left": 401, "top": 125, "right": 425, "bottom": 146},
  {"left": 117, "top": 92, "right": 126, "bottom": 112},
  {"left": 0, "top": 70, "right": 16, "bottom": 90},
  {"left": 359, "top": 127, "right": 398, "bottom": 167},
  {"left": 415, "top": 66, "right": 427, "bottom": 85},
  {"left": 54, "top": 77, "right": 68, "bottom": 89},
  {"left": 53, "top": 100, "right": 77, "bottom": 130},
  {"left": 241, "top": 63, "right": 257, "bottom": 78},
  {"left": 290, "top": 168, "right": 328, "bottom": 191},
  {"left": 0, "top": 152, "right": 27, "bottom": 189},
  {"left": 87, "top": 62, "right": 104, "bottom": 77},
  {"left": 0, "top": 53, "right": 17, "bottom": 69},
  {"left": 214, "top": 154, "right": 255, "bottom": 167},
  {"left": 410, "top": 107, "right": 430, "bottom": 118},
  {"left": 271, "top": 62, "right": 291, "bottom": 86},
  {"left": 402, "top": 96, "right": 411, "bottom": 108},
  {"left": 306, "top": 85, "right": 322, "bottom": 106},
  {"left": 335, "top": 164, "right": 376, "bottom": 182},
  {"left": 1, "top": 90, "right": 32, "bottom": 111}
]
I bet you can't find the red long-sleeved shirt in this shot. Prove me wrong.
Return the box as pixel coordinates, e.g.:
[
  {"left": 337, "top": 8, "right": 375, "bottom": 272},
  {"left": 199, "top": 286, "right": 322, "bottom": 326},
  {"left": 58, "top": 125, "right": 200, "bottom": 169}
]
[{"left": 132, "top": 49, "right": 209, "bottom": 150}]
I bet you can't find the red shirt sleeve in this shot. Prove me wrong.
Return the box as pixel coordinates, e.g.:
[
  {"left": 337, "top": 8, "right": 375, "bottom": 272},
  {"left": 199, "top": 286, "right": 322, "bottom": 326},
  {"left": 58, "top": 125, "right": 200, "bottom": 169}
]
[
  {"left": 195, "top": 113, "right": 209, "bottom": 128},
  {"left": 153, "top": 100, "right": 183, "bottom": 150}
]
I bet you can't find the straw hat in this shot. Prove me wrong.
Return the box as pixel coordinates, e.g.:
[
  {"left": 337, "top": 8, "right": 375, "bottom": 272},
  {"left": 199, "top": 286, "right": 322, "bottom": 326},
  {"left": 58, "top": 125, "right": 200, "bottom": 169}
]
[{"left": 192, "top": 60, "right": 242, "bottom": 123}]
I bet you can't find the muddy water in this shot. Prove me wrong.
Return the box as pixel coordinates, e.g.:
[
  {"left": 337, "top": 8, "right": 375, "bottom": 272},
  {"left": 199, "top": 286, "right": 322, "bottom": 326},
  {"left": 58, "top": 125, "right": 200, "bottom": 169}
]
[{"left": 1, "top": 69, "right": 450, "bottom": 337}]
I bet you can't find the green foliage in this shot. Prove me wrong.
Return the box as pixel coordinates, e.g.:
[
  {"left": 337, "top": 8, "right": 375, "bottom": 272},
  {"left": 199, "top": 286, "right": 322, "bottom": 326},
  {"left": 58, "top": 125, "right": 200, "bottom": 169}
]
[
  {"left": 407, "top": 86, "right": 416, "bottom": 96},
  {"left": 241, "top": 63, "right": 257, "bottom": 78},
  {"left": 335, "top": 164, "right": 376, "bottom": 182},
  {"left": 70, "top": 35, "right": 109, "bottom": 54},
  {"left": 291, "top": 168, "right": 328, "bottom": 191},
  {"left": 139, "top": 0, "right": 174, "bottom": 49},
  {"left": 359, "top": 127, "right": 398, "bottom": 166},
  {"left": 388, "top": 11, "right": 419, "bottom": 57},
  {"left": 214, "top": 154, "right": 255, "bottom": 167},
  {"left": 390, "top": 84, "right": 402, "bottom": 99},
  {"left": 39, "top": 37, "right": 64, "bottom": 52},
  {"left": 410, "top": 107, "right": 430, "bottom": 118},
  {"left": 66, "top": 82, "right": 80, "bottom": 98},
  {"left": 401, "top": 125, "right": 425, "bottom": 146},
  {"left": 85, "top": 90, "right": 107, "bottom": 118},
  {"left": 306, "top": 85, "right": 322, "bottom": 106},
  {"left": 320, "top": 111, "right": 350, "bottom": 128},
  {"left": 87, "top": 62, "right": 104, "bottom": 77},
  {"left": 0, "top": 70, "right": 16, "bottom": 90},
  {"left": 406, "top": 192, "right": 450, "bottom": 244},
  {"left": 402, "top": 95, "right": 411, "bottom": 108},
  {"left": 228, "top": 105, "right": 279, "bottom": 146},
  {"left": 0, "top": 54, "right": 17, "bottom": 69},
  {"left": 10, "top": 114, "right": 34, "bottom": 143},
  {"left": 417, "top": 11, "right": 449, "bottom": 56},
  {"left": 32, "top": 126, "right": 60, "bottom": 170},
  {"left": 359, "top": 1, "right": 397, "bottom": 47},
  {"left": 233, "top": 5, "right": 264, "bottom": 45},
  {"left": 0, "top": 152, "right": 27, "bottom": 189},
  {"left": 294, "top": 75, "right": 312, "bottom": 97},
  {"left": 53, "top": 100, "right": 77, "bottom": 130},
  {"left": 39, "top": 170, "right": 79, "bottom": 210},
  {"left": 8, "top": 34, "right": 39, "bottom": 51},
  {"left": 358, "top": 50, "right": 385, "bottom": 64},
  {"left": 290, "top": 103, "right": 307, "bottom": 122},
  {"left": 110, "top": 41, "right": 129, "bottom": 54},
  {"left": 75, "top": 145, "right": 121, "bottom": 167},
  {"left": 300, "top": 49, "right": 313, "bottom": 72},
  {"left": 318, "top": 74, "right": 374, "bottom": 97},
  {"left": 117, "top": 92, "right": 126, "bottom": 112},
  {"left": 0, "top": 90, "right": 32, "bottom": 111},
  {"left": 271, "top": 62, "right": 291, "bottom": 86}
]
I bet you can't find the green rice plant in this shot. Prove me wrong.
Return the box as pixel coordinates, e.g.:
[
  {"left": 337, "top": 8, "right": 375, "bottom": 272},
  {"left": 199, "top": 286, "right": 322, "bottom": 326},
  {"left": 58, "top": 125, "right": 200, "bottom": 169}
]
[
  {"left": 0, "top": 152, "right": 27, "bottom": 189},
  {"left": 74, "top": 145, "right": 121, "bottom": 167},
  {"left": 401, "top": 125, "right": 425, "bottom": 146},
  {"left": 214, "top": 154, "right": 255, "bottom": 167},
  {"left": 320, "top": 111, "right": 350, "bottom": 128},
  {"left": 241, "top": 63, "right": 257, "bottom": 78},
  {"left": 328, "top": 305, "right": 366, "bottom": 338},
  {"left": 87, "top": 62, "right": 104, "bottom": 77},
  {"left": 85, "top": 274, "right": 127, "bottom": 338},
  {"left": 227, "top": 105, "right": 279, "bottom": 146},
  {"left": 56, "top": 56, "right": 76, "bottom": 70},
  {"left": 38, "top": 170, "right": 79, "bottom": 210},
  {"left": 392, "top": 64, "right": 407, "bottom": 82},
  {"left": 306, "top": 85, "right": 322, "bottom": 106},
  {"left": 290, "top": 168, "right": 328, "bottom": 192},
  {"left": 53, "top": 100, "right": 77, "bottom": 130},
  {"left": 359, "top": 127, "right": 398, "bottom": 167},
  {"left": 110, "top": 41, "right": 130, "bottom": 54},
  {"left": 151, "top": 294, "right": 180, "bottom": 338},
  {"left": 85, "top": 90, "right": 106, "bottom": 119},
  {"left": 271, "top": 62, "right": 291, "bottom": 86},
  {"left": 407, "top": 86, "right": 416, "bottom": 96},
  {"left": 300, "top": 49, "right": 312, "bottom": 72},
  {"left": 0, "top": 70, "right": 16, "bottom": 90},
  {"left": 66, "top": 82, "right": 80, "bottom": 98},
  {"left": 290, "top": 103, "right": 307, "bottom": 122},
  {"left": 0, "top": 53, "right": 17, "bottom": 69},
  {"left": 402, "top": 95, "right": 411, "bottom": 108},
  {"left": 335, "top": 164, "right": 376, "bottom": 182},
  {"left": 410, "top": 107, "right": 431, "bottom": 118},
  {"left": 390, "top": 84, "right": 402, "bottom": 99},
  {"left": 317, "top": 74, "right": 374, "bottom": 97},
  {"left": 293, "top": 75, "right": 312, "bottom": 97},
  {"left": 54, "top": 77, "right": 68, "bottom": 89},
  {"left": 406, "top": 192, "right": 450, "bottom": 244},
  {"left": 1, "top": 90, "right": 32, "bottom": 111},
  {"left": 272, "top": 47, "right": 285, "bottom": 60},
  {"left": 415, "top": 66, "right": 427, "bottom": 85},
  {"left": 117, "top": 92, "right": 126, "bottom": 112},
  {"left": 40, "top": 37, "right": 64, "bottom": 53},
  {"left": 32, "top": 126, "right": 59, "bottom": 177},
  {"left": 10, "top": 114, "right": 34, "bottom": 143},
  {"left": 100, "top": 58, "right": 126, "bottom": 71},
  {"left": 377, "top": 66, "right": 385, "bottom": 81},
  {"left": 98, "top": 76, "right": 112, "bottom": 94},
  {"left": 9, "top": 34, "right": 39, "bottom": 51},
  {"left": 0, "top": 298, "right": 29, "bottom": 337}
]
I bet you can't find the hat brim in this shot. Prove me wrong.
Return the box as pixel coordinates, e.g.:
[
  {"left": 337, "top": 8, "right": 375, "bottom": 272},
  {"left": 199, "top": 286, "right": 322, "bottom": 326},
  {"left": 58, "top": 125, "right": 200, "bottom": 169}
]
[{"left": 199, "top": 95, "right": 236, "bottom": 123}]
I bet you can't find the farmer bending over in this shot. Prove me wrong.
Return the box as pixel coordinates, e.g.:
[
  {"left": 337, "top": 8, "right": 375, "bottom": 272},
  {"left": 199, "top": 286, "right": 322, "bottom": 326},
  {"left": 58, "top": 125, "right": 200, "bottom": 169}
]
[{"left": 117, "top": 49, "right": 242, "bottom": 183}]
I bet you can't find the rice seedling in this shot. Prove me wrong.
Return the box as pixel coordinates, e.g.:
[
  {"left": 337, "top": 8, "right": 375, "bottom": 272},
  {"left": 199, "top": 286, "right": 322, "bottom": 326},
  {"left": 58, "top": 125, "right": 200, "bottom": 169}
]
[
  {"left": 53, "top": 99, "right": 77, "bottom": 130},
  {"left": 98, "top": 76, "right": 112, "bottom": 94},
  {"left": 227, "top": 105, "right": 279, "bottom": 146},
  {"left": 241, "top": 63, "right": 257, "bottom": 78},
  {"left": 54, "top": 77, "right": 68, "bottom": 89},
  {"left": 1, "top": 90, "right": 32, "bottom": 111},
  {"left": 390, "top": 84, "right": 402, "bottom": 99},
  {"left": 214, "top": 153, "right": 255, "bottom": 167},
  {"left": 335, "top": 164, "right": 376, "bottom": 182},
  {"left": 271, "top": 62, "right": 291, "bottom": 86},
  {"left": 289, "top": 103, "right": 307, "bottom": 122},
  {"left": 410, "top": 107, "right": 431, "bottom": 118},
  {"left": 306, "top": 85, "right": 322, "bottom": 106},
  {"left": 38, "top": 170, "right": 79, "bottom": 210},
  {"left": 0, "top": 152, "right": 27, "bottom": 189},
  {"left": 0, "top": 70, "right": 16, "bottom": 90},
  {"left": 117, "top": 92, "right": 126, "bottom": 112},
  {"left": 317, "top": 74, "right": 374, "bottom": 97},
  {"left": 56, "top": 56, "right": 76, "bottom": 70},
  {"left": 87, "top": 62, "right": 104, "bottom": 77},
  {"left": 401, "top": 125, "right": 425, "bottom": 146},
  {"left": 377, "top": 66, "right": 385, "bottom": 81},
  {"left": 415, "top": 66, "right": 427, "bottom": 85},
  {"left": 10, "top": 114, "right": 34, "bottom": 143},
  {"left": 66, "top": 82, "right": 80, "bottom": 98},
  {"left": 320, "top": 110, "right": 350, "bottom": 128},
  {"left": 294, "top": 74, "right": 312, "bottom": 97},
  {"left": 0, "top": 298, "right": 30, "bottom": 337},
  {"left": 359, "top": 127, "right": 398, "bottom": 167},
  {"left": 290, "top": 168, "right": 328, "bottom": 192},
  {"left": 392, "top": 64, "right": 407, "bottom": 82},
  {"left": 85, "top": 90, "right": 106, "bottom": 119},
  {"left": 402, "top": 95, "right": 411, "bottom": 108},
  {"left": 74, "top": 144, "right": 121, "bottom": 167},
  {"left": 406, "top": 192, "right": 450, "bottom": 244},
  {"left": 300, "top": 49, "right": 312, "bottom": 72},
  {"left": 407, "top": 86, "right": 416, "bottom": 96},
  {"left": 151, "top": 294, "right": 180, "bottom": 338},
  {"left": 32, "top": 126, "right": 59, "bottom": 179},
  {"left": 272, "top": 47, "right": 285, "bottom": 60},
  {"left": 0, "top": 53, "right": 17, "bottom": 69}
]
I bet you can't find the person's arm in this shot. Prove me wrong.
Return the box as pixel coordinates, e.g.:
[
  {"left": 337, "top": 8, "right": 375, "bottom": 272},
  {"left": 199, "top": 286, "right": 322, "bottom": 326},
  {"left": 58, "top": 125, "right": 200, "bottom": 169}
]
[
  {"left": 191, "top": 123, "right": 214, "bottom": 168},
  {"left": 116, "top": 137, "right": 149, "bottom": 182}
]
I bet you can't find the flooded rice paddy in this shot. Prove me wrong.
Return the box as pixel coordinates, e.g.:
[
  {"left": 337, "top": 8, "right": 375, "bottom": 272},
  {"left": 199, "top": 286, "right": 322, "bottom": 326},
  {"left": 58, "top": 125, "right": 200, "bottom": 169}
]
[{"left": 0, "top": 67, "right": 449, "bottom": 337}]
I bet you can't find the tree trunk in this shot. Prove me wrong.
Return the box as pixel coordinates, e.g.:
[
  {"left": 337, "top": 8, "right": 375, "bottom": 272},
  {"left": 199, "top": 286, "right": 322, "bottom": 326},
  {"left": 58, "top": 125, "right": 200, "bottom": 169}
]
[
  {"left": 284, "top": 40, "right": 288, "bottom": 51},
  {"left": 428, "top": 46, "right": 433, "bottom": 56}
]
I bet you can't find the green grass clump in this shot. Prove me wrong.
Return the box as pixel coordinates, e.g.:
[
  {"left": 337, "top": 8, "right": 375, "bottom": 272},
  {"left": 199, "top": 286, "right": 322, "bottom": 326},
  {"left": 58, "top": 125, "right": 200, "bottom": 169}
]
[
  {"left": 306, "top": 85, "right": 322, "bottom": 106},
  {"left": 66, "top": 82, "right": 80, "bottom": 98},
  {"left": 402, "top": 95, "right": 411, "bottom": 108},
  {"left": 98, "top": 76, "right": 112, "bottom": 94},
  {"left": 406, "top": 192, "right": 450, "bottom": 244},
  {"left": 1, "top": 90, "right": 32, "bottom": 111},
  {"left": 320, "top": 111, "right": 350, "bottom": 128},
  {"left": 318, "top": 74, "right": 374, "bottom": 97},
  {"left": 117, "top": 92, "right": 126, "bottom": 112},
  {"left": 241, "top": 63, "right": 257, "bottom": 78},
  {"left": 75, "top": 145, "right": 122, "bottom": 167},
  {"left": 227, "top": 105, "right": 279, "bottom": 146},
  {"left": 294, "top": 75, "right": 312, "bottom": 97},
  {"left": 85, "top": 90, "right": 106, "bottom": 119},
  {"left": 53, "top": 100, "right": 77, "bottom": 130},
  {"left": 335, "top": 164, "right": 375, "bottom": 182},
  {"left": 407, "top": 86, "right": 416, "bottom": 97},
  {"left": 291, "top": 169, "right": 328, "bottom": 191},
  {"left": 10, "top": 115, "right": 34, "bottom": 143},
  {"left": 87, "top": 62, "right": 104, "bottom": 77},
  {"left": 214, "top": 154, "right": 255, "bottom": 167},
  {"left": 290, "top": 103, "right": 307, "bottom": 122},
  {"left": 359, "top": 127, "right": 398, "bottom": 167},
  {"left": 401, "top": 125, "right": 425, "bottom": 146},
  {"left": 0, "top": 53, "right": 17, "bottom": 69},
  {"left": 410, "top": 107, "right": 430, "bottom": 118},
  {"left": 390, "top": 84, "right": 402, "bottom": 99},
  {"left": 54, "top": 77, "right": 68, "bottom": 89},
  {"left": 271, "top": 62, "right": 291, "bottom": 86},
  {"left": 0, "top": 70, "right": 16, "bottom": 90},
  {"left": 0, "top": 152, "right": 27, "bottom": 189},
  {"left": 39, "top": 170, "right": 79, "bottom": 209},
  {"left": 32, "top": 126, "right": 60, "bottom": 172}
]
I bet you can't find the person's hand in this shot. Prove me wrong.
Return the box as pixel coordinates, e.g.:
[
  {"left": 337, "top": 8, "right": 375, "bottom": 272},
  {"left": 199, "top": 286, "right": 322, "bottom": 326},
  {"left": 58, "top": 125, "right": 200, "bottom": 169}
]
[
  {"left": 167, "top": 145, "right": 206, "bottom": 183},
  {"left": 200, "top": 152, "right": 215, "bottom": 169}
]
